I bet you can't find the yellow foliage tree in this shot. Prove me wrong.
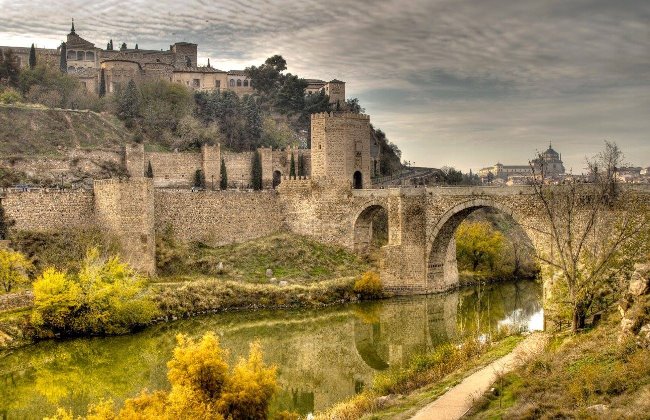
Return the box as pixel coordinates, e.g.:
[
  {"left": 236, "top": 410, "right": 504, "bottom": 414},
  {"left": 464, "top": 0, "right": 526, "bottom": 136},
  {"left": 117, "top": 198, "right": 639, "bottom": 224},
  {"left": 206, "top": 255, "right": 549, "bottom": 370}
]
[
  {"left": 0, "top": 248, "right": 33, "bottom": 292},
  {"left": 31, "top": 248, "right": 158, "bottom": 336},
  {"left": 455, "top": 221, "right": 505, "bottom": 273},
  {"left": 353, "top": 271, "right": 383, "bottom": 299}
]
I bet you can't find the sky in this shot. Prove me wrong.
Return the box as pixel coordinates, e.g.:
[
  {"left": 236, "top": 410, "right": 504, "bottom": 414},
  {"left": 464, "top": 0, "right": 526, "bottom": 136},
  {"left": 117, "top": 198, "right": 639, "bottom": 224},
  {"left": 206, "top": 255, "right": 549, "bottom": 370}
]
[{"left": 1, "top": 0, "right": 648, "bottom": 173}]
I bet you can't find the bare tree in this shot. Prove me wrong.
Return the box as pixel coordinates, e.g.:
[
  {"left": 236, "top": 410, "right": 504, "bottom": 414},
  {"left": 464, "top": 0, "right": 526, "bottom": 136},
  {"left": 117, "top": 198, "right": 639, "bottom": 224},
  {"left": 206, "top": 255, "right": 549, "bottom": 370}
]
[{"left": 528, "top": 141, "right": 650, "bottom": 332}]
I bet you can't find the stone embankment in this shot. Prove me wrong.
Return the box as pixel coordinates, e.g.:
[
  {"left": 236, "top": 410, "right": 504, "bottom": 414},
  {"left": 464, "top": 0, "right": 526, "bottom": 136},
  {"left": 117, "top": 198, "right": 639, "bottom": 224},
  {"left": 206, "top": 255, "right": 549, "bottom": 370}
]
[{"left": 0, "top": 290, "right": 33, "bottom": 312}]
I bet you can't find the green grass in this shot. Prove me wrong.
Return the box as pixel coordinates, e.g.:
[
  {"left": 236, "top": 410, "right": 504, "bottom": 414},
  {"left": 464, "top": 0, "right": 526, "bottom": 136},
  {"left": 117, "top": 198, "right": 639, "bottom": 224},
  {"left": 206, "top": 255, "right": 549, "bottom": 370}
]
[
  {"left": 156, "top": 232, "right": 370, "bottom": 284},
  {"left": 468, "top": 316, "right": 650, "bottom": 419}
]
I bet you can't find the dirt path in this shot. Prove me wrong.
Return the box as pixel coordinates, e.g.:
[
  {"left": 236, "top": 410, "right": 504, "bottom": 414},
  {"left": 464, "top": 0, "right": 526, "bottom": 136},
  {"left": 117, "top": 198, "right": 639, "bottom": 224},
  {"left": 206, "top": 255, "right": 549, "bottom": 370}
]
[{"left": 410, "top": 333, "right": 548, "bottom": 420}]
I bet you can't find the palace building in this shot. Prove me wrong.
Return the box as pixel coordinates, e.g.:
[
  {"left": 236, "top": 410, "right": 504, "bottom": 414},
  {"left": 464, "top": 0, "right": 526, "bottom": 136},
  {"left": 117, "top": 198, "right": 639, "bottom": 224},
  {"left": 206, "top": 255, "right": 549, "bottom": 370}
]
[{"left": 479, "top": 143, "right": 566, "bottom": 182}]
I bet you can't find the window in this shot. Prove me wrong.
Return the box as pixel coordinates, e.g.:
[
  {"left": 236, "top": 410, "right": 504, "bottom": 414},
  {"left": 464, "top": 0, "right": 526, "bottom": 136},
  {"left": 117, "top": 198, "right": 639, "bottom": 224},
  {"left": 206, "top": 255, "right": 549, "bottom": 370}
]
[
  {"left": 67, "top": 50, "right": 76, "bottom": 60},
  {"left": 192, "top": 79, "right": 200, "bottom": 87},
  {"left": 86, "top": 51, "right": 94, "bottom": 61},
  {"left": 215, "top": 80, "right": 221, "bottom": 88},
  {"left": 243, "top": 80, "right": 248, "bottom": 87},
  {"left": 230, "top": 79, "right": 235, "bottom": 87},
  {"left": 237, "top": 79, "right": 242, "bottom": 87},
  {"left": 80, "top": 81, "right": 87, "bottom": 89},
  {"left": 77, "top": 51, "right": 84, "bottom": 60}
]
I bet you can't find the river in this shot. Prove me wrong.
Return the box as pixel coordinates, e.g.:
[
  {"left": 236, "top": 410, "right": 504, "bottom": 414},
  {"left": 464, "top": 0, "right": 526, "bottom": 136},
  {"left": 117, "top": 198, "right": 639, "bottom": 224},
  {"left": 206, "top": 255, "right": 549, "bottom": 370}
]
[{"left": 0, "top": 279, "right": 542, "bottom": 418}]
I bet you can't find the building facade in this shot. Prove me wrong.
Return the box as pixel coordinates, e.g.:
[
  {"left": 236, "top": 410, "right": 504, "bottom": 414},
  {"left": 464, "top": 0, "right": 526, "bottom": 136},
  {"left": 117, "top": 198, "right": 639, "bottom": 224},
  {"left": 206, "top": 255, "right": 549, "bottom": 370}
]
[{"left": 479, "top": 143, "right": 565, "bottom": 182}]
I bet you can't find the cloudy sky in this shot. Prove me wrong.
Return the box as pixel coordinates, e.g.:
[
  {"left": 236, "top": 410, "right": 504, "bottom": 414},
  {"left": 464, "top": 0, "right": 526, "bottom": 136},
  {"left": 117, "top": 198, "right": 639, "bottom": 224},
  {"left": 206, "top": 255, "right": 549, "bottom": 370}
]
[{"left": 1, "top": 0, "right": 648, "bottom": 172}]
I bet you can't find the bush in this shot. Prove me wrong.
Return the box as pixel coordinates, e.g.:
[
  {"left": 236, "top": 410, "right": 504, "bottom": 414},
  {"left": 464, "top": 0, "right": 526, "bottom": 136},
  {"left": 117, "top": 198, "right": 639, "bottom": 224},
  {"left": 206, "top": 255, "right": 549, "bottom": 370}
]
[
  {"left": 0, "top": 248, "right": 33, "bottom": 292},
  {"left": 354, "top": 271, "right": 383, "bottom": 299},
  {"left": 0, "top": 87, "right": 22, "bottom": 104},
  {"left": 54, "top": 333, "right": 278, "bottom": 419},
  {"left": 30, "top": 248, "right": 158, "bottom": 336}
]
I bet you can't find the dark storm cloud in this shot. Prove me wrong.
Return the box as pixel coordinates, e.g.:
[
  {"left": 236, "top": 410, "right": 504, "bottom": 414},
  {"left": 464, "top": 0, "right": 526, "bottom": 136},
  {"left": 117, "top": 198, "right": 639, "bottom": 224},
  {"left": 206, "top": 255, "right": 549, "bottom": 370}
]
[{"left": 1, "top": 0, "right": 648, "bottom": 171}]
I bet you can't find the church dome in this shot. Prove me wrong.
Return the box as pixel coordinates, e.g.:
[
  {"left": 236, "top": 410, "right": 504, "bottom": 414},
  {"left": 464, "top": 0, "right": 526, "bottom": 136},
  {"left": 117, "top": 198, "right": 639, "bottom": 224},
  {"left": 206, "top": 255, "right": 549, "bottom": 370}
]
[{"left": 542, "top": 143, "right": 560, "bottom": 160}]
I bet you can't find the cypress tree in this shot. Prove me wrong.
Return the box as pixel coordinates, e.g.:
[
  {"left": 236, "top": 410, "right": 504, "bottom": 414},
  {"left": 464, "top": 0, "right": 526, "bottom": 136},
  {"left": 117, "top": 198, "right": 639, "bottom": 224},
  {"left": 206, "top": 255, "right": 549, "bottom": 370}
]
[
  {"left": 193, "top": 169, "right": 205, "bottom": 189},
  {"left": 220, "top": 158, "right": 228, "bottom": 190},
  {"left": 145, "top": 160, "right": 154, "bottom": 178},
  {"left": 28, "top": 43, "right": 36, "bottom": 69},
  {"left": 135, "top": 44, "right": 139, "bottom": 50},
  {"left": 120, "top": 42, "right": 127, "bottom": 51},
  {"left": 297, "top": 153, "right": 305, "bottom": 177},
  {"left": 118, "top": 79, "right": 140, "bottom": 122},
  {"left": 0, "top": 198, "right": 14, "bottom": 240},
  {"left": 59, "top": 42, "right": 67, "bottom": 72},
  {"left": 251, "top": 151, "right": 263, "bottom": 190},
  {"left": 99, "top": 68, "right": 106, "bottom": 97},
  {"left": 289, "top": 153, "right": 296, "bottom": 179}
]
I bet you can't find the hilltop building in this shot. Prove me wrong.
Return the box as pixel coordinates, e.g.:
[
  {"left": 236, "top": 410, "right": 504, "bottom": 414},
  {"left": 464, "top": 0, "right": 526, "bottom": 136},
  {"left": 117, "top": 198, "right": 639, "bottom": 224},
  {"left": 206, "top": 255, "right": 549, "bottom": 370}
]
[
  {"left": 0, "top": 20, "right": 345, "bottom": 103},
  {"left": 479, "top": 143, "right": 565, "bottom": 183}
]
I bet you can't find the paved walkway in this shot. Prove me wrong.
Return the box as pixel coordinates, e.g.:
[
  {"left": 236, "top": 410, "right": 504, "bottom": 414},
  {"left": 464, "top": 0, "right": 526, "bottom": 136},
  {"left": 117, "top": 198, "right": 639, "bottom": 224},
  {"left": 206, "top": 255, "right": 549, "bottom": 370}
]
[{"left": 410, "top": 333, "right": 547, "bottom": 420}]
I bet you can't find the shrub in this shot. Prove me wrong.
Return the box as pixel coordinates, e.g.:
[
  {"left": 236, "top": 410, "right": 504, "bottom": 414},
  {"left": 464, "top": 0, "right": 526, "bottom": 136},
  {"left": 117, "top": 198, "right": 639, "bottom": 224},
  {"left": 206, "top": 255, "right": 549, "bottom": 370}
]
[
  {"left": 30, "top": 249, "right": 158, "bottom": 336},
  {"left": 0, "top": 248, "right": 33, "bottom": 292},
  {"left": 354, "top": 271, "right": 383, "bottom": 299},
  {"left": 0, "top": 87, "right": 22, "bottom": 104}
]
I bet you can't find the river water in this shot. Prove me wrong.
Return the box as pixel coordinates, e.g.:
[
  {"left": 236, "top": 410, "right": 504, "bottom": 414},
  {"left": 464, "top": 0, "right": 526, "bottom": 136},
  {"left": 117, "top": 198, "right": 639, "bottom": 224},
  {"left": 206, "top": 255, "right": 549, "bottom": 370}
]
[{"left": 0, "top": 279, "right": 542, "bottom": 418}]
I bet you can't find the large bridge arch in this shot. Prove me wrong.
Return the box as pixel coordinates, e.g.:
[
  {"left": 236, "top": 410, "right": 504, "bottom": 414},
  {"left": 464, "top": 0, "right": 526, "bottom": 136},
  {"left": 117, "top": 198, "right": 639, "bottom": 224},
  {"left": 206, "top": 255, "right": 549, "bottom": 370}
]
[{"left": 426, "top": 198, "right": 534, "bottom": 291}]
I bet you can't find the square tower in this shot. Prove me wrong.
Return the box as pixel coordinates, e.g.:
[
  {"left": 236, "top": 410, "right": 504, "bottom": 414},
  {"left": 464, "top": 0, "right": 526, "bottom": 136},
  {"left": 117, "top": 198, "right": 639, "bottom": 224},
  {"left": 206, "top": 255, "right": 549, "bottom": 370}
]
[{"left": 310, "top": 112, "right": 372, "bottom": 189}]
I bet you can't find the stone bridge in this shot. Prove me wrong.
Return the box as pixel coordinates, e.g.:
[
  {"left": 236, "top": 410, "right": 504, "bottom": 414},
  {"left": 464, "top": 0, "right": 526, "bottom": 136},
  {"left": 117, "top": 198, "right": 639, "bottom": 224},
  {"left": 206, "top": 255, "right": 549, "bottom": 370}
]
[{"left": 281, "top": 183, "right": 650, "bottom": 295}]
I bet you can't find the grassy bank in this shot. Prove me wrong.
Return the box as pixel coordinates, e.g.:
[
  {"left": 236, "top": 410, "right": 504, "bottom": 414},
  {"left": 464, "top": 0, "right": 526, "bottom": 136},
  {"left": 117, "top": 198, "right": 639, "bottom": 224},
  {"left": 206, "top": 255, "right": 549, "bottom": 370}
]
[
  {"left": 156, "top": 232, "right": 370, "bottom": 283},
  {"left": 467, "top": 316, "right": 650, "bottom": 419},
  {"left": 316, "top": 334, "right": 525, "bottom": 420}
]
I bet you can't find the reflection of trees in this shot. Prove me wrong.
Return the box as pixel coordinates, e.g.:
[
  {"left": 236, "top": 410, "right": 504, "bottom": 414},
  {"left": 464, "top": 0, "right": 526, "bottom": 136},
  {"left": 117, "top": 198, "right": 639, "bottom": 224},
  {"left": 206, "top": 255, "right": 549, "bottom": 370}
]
[{"left": 457, "top": 280, "right": 542, "bottom": 338}]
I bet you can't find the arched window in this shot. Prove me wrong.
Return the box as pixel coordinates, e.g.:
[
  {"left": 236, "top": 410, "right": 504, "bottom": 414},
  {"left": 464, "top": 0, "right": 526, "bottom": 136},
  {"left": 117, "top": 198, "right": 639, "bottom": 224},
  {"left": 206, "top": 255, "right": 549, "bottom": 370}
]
[
  {"left": 236, "top": 79, "right": 242, "bottom": 87},
  {"left": 77, "top": 51, "right": 84, "bottom": 60},
  {"left": 86, "top": 51, "right": 94, "bottom": 61},
  {"left": 67, "top": 50, "right": 76, "bottom": 60},
  {"left": 243, "top": 80, "right": 249, "bottom": 87},
  {"left": 230, "top": 79, "right": 235, "bottom": 87}
]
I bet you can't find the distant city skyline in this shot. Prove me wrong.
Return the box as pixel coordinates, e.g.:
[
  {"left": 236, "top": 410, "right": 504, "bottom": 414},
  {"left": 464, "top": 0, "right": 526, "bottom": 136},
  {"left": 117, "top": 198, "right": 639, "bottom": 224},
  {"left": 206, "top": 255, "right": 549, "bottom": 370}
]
[{"left": 1, "top": 0, "right": 648, "bottom": 173}]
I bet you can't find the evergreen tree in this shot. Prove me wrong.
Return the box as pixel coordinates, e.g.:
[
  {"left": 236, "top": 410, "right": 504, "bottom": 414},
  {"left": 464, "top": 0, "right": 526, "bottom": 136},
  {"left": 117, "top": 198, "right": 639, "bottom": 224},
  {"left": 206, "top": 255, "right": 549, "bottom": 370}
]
[
  {"left": 297, "top": 153, "right": 305, "bottom": 177},
  {"left": 220, "top": 158, "right": 228, "bottom": 190},
  {"left": 0, "top": 198, "right": 14, "bottom": 240},
  {"left": 107, "top": 39, "right": 114, "bottom": 51},
  {"left": 120, "top": 42, "right": 127, "bottom": 51},
  {"left": 59, "top": 42, "right": 67, "bottom": 72},
  {"left": 145, "top": 160, "right": 154, "bottom": 178},
  {"left": 251, "top": 151, "right": 263, "bottom": 190},
  {"left": 135, "top": 44, "right": 139, "bottom": 50},
  {"left": 28, "top": 43, "right": 36, "bottom": 69},
  {"left": 193, "top": 169, "right": 205, "bottom": 189},
  {"left": 243, "top": 95, "right": 262, "bottom": 146},
  {"left": 289, "top": 153, "right": 296, "bottom": 179},
  {"left": 99, "top": 68, "right": 106, "bottom": 97},
  {"left": 118, "top": 79, "right": 140, "bottom": 122}
]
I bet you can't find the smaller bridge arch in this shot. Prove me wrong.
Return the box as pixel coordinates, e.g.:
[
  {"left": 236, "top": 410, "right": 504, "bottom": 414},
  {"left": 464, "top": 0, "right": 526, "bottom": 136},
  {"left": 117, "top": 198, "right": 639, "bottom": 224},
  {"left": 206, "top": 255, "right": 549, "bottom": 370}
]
[
  {"left": 353, "top": 202, "right": 389, "bottom": 254},
  {"left": 426, "top": 198, "right": 532, "bottom": 291}
]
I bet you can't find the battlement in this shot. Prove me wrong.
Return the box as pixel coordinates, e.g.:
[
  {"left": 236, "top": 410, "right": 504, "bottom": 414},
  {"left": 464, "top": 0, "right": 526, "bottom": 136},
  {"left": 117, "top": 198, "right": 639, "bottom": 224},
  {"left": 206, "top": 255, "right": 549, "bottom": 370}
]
[{"left": 311, "top": 112, "right": 370, "bottom": 120}]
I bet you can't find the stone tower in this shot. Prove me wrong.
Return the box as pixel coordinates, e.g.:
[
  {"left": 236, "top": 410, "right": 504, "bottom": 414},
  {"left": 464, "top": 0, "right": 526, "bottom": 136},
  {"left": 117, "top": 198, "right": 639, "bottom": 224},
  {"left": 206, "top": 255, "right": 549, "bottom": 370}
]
[{"left": 310, "top": 112, "right": 372, "bottom": 189}]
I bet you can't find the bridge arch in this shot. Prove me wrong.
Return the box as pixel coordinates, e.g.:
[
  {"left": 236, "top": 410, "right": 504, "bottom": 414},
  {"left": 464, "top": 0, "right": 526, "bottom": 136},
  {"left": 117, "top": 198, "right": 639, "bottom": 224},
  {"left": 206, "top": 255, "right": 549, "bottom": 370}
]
[
  {"left": 426, "top": 198, "right": 533, "bottom": 291},
  {"left": 353, "top": 202, "right": 389, "bottom": 254}
]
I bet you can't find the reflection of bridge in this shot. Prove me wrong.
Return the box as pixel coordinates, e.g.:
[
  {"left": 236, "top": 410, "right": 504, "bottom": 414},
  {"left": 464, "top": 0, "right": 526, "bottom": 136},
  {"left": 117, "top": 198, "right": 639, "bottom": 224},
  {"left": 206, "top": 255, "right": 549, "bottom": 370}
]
[{"left": 281, "top": 184, "right": 650, "bottom": 294}]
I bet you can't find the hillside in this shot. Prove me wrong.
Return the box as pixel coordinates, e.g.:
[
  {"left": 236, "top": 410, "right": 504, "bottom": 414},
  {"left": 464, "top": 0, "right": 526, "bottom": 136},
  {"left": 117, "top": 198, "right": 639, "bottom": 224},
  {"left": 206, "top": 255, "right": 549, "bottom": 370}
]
[{"left": 0, "top": 104, "right": 129, "bottom": 157}]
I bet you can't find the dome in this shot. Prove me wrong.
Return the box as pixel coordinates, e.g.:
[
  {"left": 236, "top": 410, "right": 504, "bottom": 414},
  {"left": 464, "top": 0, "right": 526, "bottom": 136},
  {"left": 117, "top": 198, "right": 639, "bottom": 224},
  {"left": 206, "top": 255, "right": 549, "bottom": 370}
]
[{"left": 542, "top": 142, "right": 560, "bottom": 160}]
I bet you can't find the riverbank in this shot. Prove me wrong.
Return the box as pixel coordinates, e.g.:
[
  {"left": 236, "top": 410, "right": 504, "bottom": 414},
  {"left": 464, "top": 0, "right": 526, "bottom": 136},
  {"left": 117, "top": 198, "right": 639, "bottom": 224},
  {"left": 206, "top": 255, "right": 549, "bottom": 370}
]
[
  {"left": 0, "top": 276, "right": 364, "bottom": 352},
  {"left": 316, "top": 333, "right": 534, "bottom": 419},
  {"left": 467, "top": 315, "right": 650, "bottom": 419}
]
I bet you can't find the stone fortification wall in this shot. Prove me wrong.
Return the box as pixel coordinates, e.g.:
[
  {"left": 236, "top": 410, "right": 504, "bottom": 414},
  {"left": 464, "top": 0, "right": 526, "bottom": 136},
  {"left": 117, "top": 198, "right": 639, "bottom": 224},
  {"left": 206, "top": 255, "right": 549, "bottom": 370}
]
[
  {"left": 154, "top": 190, "right": 284, "bottom": 245},
  {"left": 145, "top": 151, "right": 202, "bottom": 187},
  {"left": 94, "top": 179, "right": 156, "bottom": 274},
  {"left": 2, "top": 189, "right": 95, "bottom": 231}
]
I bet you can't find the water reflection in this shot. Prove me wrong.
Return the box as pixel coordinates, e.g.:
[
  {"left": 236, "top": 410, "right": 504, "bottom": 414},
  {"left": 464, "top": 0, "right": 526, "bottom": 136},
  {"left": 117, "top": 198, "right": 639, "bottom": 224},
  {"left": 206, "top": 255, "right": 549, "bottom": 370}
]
[{"left": 0, "top": 279, "right": 542, "bottom": 418}]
